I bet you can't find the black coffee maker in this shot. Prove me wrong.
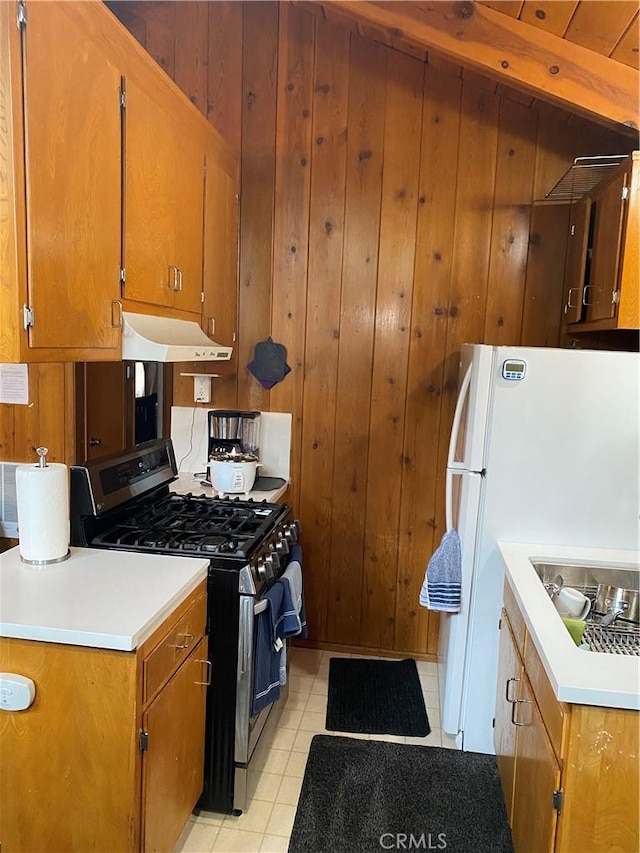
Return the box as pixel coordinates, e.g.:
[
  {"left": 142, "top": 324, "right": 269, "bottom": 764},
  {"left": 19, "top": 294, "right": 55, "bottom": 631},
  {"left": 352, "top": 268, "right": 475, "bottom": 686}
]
[{"left": 207, "top": 410, "right": 261, "bottom": 457}]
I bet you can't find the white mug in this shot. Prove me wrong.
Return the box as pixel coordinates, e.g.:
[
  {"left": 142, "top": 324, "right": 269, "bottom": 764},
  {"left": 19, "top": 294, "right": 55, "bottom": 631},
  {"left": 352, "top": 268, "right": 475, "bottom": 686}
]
[{"left": 554, "top": 587, "right": 591, "bottom": 620}]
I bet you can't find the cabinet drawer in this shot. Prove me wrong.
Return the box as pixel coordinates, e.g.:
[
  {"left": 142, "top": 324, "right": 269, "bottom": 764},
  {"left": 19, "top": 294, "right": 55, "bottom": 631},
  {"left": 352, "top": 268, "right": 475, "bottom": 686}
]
[
  {"left": 524, "top": 636, "right": 567, "bottom": 762},
  {"left": 503, "top": 581, "right": 527, "bottom": 659},
  {"left": 143, "top": 593, "right": 207, "bottom": 703}
]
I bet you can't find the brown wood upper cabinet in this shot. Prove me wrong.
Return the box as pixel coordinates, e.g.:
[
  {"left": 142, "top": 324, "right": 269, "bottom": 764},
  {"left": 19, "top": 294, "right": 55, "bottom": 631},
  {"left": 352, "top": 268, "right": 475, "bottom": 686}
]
[
  {"left": 0, "top": 1, "right": 238, "bottom": 363},
  {"left": 123, "top": 76, "right": 207, "bottom": 318},
  {"left": 563, "top": 151, "right": 639, "bottom": 333},
  {"left": 0, "top": 2, "right": 122, "bottom": 362},
  {"left": 202, "top": 135, "right": 240, "bottom": 346}
]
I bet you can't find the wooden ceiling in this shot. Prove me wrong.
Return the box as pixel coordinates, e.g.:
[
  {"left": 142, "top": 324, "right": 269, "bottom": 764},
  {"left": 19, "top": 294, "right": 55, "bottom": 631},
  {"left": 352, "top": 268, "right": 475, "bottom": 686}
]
[
  {"left": 301, "top": 1, "right": 640, "bottom": 133},
  {"left": 479, "top": 1, "right": 638, "bottom": 69}
]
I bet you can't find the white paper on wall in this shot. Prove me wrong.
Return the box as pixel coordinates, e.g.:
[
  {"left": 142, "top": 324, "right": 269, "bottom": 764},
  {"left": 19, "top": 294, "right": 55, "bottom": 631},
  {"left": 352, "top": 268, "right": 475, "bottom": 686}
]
[{"left": 0, "top": 364, "right": 29, "bottom": 405}]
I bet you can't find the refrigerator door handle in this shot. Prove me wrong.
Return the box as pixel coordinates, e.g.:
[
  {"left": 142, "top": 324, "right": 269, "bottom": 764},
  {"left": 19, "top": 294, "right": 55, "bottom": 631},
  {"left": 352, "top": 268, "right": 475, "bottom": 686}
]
[
  {"left": 447, "top": 363, "right": 473, "bottom": 468},
  {"left": 445, "top": 468, "right": 453, "bottom": 532}
]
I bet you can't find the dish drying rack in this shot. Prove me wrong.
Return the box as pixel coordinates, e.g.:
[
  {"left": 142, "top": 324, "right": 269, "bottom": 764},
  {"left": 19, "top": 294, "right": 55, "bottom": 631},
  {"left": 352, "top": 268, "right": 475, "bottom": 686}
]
[
  {"left": 545, "top": 154, "right": 629, "bottom": 201},
  {"left": 567, "top": 583, "right": 640, "bottom": 656}
]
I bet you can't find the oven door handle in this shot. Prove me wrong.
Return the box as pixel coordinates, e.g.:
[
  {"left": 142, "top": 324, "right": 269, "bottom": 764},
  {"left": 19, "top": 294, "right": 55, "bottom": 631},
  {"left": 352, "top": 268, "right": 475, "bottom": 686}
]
[{"left": 239, "top": 597, "right": 254, "bottom": 675}]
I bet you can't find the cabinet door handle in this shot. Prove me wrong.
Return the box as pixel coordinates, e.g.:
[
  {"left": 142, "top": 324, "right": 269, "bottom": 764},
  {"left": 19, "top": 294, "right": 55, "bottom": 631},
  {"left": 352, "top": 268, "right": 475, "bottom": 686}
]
[
  {"left": 168, "top": 265, "right": 180, "bottom": 291},
  {"left": 89, "top": 437, "right": 102, "bottom": 447},
  {"left": 176, "top": 268, "right": 183, "bottom": 292},
  {"left": 195, "top": 659, "right": 212, "bottom": 686},
  {"left": 566, "top": 287, "right": 580, "bottom": 309},
  {"left": 582, "top": 284, "right": 601, "bottom": 306},
  {"left": 505, "top": 677, "right": 519, "bottom": 704},
  {"left": 111, "top": 300, "right": 123, "bottom": 328},
  {"left": 511, "top": 697, "right": 531, "bottom": 727},
  {"left": 169, "top": 633, "right": 194, "bottom": 650}
]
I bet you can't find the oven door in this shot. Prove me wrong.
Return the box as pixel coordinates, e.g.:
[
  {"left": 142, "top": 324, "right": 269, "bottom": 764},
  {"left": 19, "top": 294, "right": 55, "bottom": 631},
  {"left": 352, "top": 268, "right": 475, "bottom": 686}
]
[{"left": 234, "top": 594, "right": 289, "bottom": 767}]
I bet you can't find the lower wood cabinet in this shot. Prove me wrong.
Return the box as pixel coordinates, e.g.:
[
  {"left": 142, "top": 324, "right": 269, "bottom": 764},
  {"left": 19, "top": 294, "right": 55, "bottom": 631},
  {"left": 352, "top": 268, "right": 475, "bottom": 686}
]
[
  {"left": 510, "top": 670, "right": 561, "bottom": 853},
  {"left": 0, "top": 582, "right": 208, "bottom": 852},
  {"left": 495, "top": 582, "right": 639, "bottom": 853},
  {"left": 142, "top": 637, "right": 208, "bottom": 852}
]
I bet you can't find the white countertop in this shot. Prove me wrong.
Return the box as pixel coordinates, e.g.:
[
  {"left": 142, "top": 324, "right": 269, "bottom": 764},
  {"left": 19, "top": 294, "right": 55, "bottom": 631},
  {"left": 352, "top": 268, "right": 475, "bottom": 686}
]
[
  {"left": 170, "top": 472, "right": 289, "bottom": 504},
  {"left": 498, "top": 542, "right": 640, "bottom": 710},
  {"left": 0, "top": 546, "right": 208, "bottom": 652}
]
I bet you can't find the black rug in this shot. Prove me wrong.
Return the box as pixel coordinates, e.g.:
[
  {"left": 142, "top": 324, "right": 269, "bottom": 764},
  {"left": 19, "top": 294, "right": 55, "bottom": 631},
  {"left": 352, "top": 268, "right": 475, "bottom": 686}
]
[
  {"left": 288, "top": 736, "right": 513, "bottom": 853},
  {"left": 326, "top": 657, "right": 430, "bottom": 737}
]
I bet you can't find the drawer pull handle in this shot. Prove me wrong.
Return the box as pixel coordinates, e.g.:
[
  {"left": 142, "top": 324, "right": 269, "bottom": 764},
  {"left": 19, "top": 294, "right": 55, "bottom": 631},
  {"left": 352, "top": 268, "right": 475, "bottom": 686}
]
[
  {"left": 170, "top": 633, "right": 194, "bottom": 650},
  {"left": 505, "top": 677, "right": 519, "bottom": 704},
  {"left": 195, "top": 659, "right": 212, "bottom": 686}
]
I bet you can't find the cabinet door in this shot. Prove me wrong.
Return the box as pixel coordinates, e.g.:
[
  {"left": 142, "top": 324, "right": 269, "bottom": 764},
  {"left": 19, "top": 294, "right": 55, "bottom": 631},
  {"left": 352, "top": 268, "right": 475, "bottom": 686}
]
[
  {"left": 22, "top": 3, "right": 121, "bottom": 352},
  {"left": 77, "top": 362, "right": 135, "bottom": 461},
  {"left": 511, "top": 675, "right": 561, "bottom": 853},
  {"left": 202, "top": 142, "right": 239, "bottom": 346},
  {"left": 141, "top": 637, "right": 208, "bottom": 852},
  {"left": 494, "top": 611, "right": 523, "bottom": 825},
  {"left": 584, "top": 169, "right": 629, "bottom": 323},
  {"left": 124, "top": 76, "right": 205, "bottom": 317},
  {"left": 563, "top": 198, "right": 591, "bottom": 325}
]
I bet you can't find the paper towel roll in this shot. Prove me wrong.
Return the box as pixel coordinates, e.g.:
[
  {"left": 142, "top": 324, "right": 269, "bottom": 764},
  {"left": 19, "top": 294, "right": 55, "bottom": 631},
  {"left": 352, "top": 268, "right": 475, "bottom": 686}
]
[{"left": 16, "top": 462, "right": 70, "bottom": 564}]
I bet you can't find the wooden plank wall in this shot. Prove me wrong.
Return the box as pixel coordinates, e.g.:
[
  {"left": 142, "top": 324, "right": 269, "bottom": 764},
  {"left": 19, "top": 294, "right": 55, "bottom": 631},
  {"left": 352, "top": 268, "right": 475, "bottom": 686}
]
[
  {"left": 4, "top": 2, "right": 634, "bottom": 656},
  {"left": 0, "top": 365, "right": 75, "bottom": 465}
]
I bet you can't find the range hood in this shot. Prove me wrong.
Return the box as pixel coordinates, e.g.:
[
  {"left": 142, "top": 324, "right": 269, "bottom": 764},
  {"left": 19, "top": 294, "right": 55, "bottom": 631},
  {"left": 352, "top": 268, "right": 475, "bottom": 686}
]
[{"left": 122, "top": 312, "right": 233, "bottom": 362}]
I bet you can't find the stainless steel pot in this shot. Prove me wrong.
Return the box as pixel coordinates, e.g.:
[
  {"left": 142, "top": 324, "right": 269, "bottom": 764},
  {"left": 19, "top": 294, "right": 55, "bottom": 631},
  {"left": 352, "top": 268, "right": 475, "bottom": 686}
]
[{"left": 593, "top": 583, "right": 639, "bottom": 627}]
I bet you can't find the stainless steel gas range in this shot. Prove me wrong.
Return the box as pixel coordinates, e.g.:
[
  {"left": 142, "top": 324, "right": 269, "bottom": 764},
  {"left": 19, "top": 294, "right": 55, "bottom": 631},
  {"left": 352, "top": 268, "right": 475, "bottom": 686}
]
[{"left": 69, "top": 438, "right": 300, "bottom": 814}]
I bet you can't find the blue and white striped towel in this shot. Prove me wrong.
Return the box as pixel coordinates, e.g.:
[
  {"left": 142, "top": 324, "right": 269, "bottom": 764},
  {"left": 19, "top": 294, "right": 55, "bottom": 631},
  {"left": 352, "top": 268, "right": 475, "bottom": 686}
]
[{"left": 420, "top": 529, "right": 462, "bottom": 613}]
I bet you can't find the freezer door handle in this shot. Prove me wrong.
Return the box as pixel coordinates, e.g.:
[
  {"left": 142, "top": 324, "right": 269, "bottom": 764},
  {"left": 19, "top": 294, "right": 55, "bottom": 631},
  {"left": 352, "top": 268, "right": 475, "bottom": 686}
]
[{"left": 447, "top": 362, "right": 473, "bottom": 469}]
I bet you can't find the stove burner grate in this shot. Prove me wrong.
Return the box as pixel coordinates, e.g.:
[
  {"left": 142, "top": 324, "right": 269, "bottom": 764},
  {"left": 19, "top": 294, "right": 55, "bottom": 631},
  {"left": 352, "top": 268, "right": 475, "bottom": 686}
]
[{"left": 87, "top": 492, "right": 287, "bottom": 559}]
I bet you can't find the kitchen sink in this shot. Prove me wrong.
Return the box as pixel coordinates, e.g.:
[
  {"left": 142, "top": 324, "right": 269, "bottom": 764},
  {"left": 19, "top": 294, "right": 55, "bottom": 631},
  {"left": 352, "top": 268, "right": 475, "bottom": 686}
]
[
  {"left": 531, "top": 561, "right": 640, "bottom": 656},
  {"left": 531, "top": 561, "right": 639, "bottom": 592}
]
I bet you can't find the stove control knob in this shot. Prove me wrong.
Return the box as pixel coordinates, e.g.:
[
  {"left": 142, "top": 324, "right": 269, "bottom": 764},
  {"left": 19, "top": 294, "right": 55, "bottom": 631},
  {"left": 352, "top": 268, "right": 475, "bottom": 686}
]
[
  {"left": 267, "top": 546, "right": 281, "bottom": 571},
  {"left": 276, "top": 536, "right": 289, "bottom": 557},
  {"left": 263, "top": 554, "right": 277, "bottom": 578},
  {"left": 284, "top": 522, "right": 299, "bottom": 544},
  {"left": 256, "top": 557, "right": 268, "bottom": 583}
]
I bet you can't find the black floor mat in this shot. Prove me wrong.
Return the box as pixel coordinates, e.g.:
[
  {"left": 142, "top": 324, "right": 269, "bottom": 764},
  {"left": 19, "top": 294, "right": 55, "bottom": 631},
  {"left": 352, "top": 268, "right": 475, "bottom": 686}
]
[
  {"left": 288, "top": 735, "right": 514, "bottom": 853},
  {"left": 326, "top": 657, "right": 430, "bottom": 737}
]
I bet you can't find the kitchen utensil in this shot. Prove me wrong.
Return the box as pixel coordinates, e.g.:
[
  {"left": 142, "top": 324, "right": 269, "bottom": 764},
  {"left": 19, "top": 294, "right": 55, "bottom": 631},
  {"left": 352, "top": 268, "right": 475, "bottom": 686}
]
[
  {"left": 208, "top": 451, "right": 260, "bottom": 497},
  {"left": 553, "top": 586, "right": 591, "bottom": 620},
  {"left": 593, "top": 584, "right": 639, "bottom": 627}
]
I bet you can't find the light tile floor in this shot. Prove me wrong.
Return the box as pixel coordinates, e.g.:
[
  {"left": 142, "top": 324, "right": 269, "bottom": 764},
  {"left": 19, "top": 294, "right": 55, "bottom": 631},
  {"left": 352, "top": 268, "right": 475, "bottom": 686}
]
[{"left": 174, "top": 648, "right": 458, "bottom": 853}]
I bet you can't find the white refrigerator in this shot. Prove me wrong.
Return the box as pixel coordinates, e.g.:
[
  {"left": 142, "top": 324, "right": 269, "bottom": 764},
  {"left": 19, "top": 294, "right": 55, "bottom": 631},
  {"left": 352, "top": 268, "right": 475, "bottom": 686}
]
[{"left": 438, "top": 344, "right": 639, "bottom": 754}]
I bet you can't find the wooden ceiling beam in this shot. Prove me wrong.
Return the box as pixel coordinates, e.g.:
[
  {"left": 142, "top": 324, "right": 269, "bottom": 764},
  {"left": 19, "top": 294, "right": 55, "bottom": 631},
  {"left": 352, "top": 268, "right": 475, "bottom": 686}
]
[{"left": 317, "top": 0, "right": 639, "bottom": 132}]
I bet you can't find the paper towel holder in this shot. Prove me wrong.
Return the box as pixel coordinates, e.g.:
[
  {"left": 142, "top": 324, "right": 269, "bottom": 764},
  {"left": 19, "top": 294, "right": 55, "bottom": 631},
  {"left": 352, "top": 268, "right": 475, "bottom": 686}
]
[{"left": 19, "top": 446, "right": 71, "bottom": 566}]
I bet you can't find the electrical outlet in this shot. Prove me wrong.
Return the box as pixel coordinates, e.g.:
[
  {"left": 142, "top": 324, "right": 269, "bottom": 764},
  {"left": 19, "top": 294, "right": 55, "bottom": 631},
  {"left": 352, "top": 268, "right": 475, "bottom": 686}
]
[{"left": 194, "top": 376, "right": 211, "bottom": 404}]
